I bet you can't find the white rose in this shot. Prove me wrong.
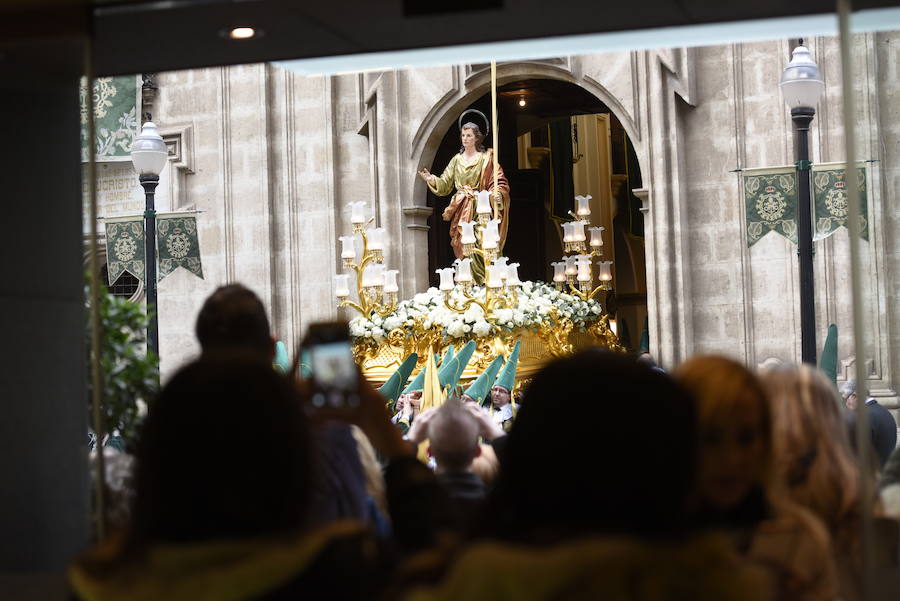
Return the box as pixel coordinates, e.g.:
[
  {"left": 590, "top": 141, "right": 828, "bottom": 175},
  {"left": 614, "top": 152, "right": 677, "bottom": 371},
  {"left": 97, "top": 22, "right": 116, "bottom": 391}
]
[{"left": 473, "top": 320, "right": 493, "bottom": 337}]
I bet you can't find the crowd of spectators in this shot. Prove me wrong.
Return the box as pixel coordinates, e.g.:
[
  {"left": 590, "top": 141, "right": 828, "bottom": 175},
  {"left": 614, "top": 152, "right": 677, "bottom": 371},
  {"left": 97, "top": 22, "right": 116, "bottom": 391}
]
[{"left": 70, "top": 284, "right": 900, "bottom": 601}]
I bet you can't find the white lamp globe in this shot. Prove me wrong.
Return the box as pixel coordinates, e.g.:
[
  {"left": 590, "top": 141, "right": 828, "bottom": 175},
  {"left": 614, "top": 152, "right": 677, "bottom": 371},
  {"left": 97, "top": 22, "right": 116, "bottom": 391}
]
[
  {"left": 779, "top": 45, "right": 825, "bottom": 110},
  {"left": 131, "top": 122, "right": 168, "bottom": 175}
]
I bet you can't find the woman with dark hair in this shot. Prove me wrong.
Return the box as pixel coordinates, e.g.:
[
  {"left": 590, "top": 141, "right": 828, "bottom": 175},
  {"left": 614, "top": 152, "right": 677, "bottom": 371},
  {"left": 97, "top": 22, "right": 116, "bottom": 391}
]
[
  {"left": 69, "top": 354, "right": 450, "bottom": 601},
  {"left": 398, "top": 351, "right": 769, "bottom": 601},
  {"left": 676, "top": 356, "right": 838, "bottom": 601},
  {"left": 417, "top": 113, "right": 510, "bottom": 283}
]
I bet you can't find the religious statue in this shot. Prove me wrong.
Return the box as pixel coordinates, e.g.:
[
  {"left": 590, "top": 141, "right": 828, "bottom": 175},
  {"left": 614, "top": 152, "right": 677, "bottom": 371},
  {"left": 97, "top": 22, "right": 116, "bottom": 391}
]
[{"left": 418, "top": 110, "right": 510, "bottom": 283}]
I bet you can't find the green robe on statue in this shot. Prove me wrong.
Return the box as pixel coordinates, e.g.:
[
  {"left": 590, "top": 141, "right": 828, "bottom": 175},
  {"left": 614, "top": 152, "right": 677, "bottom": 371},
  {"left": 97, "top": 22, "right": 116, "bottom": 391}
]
[{"left": 427, "top": 149, "right": 510, "bottom": 284}]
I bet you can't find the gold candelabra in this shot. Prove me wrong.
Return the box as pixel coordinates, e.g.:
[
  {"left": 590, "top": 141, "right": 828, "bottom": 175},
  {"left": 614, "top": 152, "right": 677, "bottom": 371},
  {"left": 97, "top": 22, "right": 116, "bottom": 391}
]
[
  {"left": 437, "top": 189, "right": 521, "bottom": 319},
  {"left": 334, "top": 208, "right": 399, "bottom": 319},
  {"left": 550, "top": 203, "right": 613, "bottom": 302}
]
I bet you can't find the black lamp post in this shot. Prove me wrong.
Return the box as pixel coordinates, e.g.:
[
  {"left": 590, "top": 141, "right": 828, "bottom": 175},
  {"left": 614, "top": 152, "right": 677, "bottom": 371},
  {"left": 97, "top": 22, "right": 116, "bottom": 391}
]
[
  {"left": 780, "top": 43, "right": 825, "bottom": 365},
  {"left": 130, "top": 122, "right": 168, "bottom": 357}
]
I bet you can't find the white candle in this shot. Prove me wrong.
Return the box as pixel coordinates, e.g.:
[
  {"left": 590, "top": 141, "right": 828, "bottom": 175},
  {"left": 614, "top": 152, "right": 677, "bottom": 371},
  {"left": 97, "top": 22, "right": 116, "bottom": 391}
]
[
  {"left": 455, "top": 258, "right": 473, "bottom": 283},
  {"left": 437, "top": 267, "right": 455, "bottom": 291},
  {"left": 575, "top": 194, "right": 592, "bottom": 216},
  {"left": 339, "top": 235, "right": 356, "bottom": 260},
  {"left": 460, "top": 221, "right": 477, "bottom": 245},
  {"left": 551, "top": 261, "right": 567, "bottom": 282},
  {"left": 476, "top": 190, "right": 492, "bottom": 215},
  {"left": 383, "top": 269, "right": 399, "bottom": 293},
  {"left": 589, "top": 226, "right": 605, "bottom": 248},
  {"left": 492, "top": 257, "right": 509, "bottom": 282},
  {"left": 334, "top": 274, "right": 350, "bottom": 298},
  {"left": 564, "top": 255, "right": 578, "bottom": 276},
  {"left": 576, "top": 255, "right": 592, "bottom": 282},
  {"left": 368, "top": 227, "right": 385, "bottom": 250},
  {"left": 363, "top": 263, "right": 384, "bottom": 287},
  {"left": 485, "top": 267, "right": 503, "bottom": 289},
  {"left": 482, "top": 219, "right": 500, "bottom": 250},
  {"left": 573, "top": 220, "right": 587, "bottom": 242},
  {"left": 597, "top": 260, "right": 613, "bottom": 282},
  {"left": 349, "top": 201, "right": 368, "bottom": 224},
  {"left": 506, "top": 263, "right": 521, "bottom": 286}
]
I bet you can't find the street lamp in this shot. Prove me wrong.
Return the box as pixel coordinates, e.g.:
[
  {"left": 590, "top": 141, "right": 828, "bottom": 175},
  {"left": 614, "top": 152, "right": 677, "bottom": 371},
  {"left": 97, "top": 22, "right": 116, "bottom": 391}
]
[
  {"left": 780, "top": 42, "right": 824, "bottom": 365},
  {"left": 130, "top": 121, "right": 168, "bottom": 357}
]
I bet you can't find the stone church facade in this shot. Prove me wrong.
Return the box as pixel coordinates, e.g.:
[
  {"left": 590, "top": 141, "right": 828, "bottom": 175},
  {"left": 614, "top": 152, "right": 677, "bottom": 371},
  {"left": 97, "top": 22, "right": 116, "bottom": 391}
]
[{"left": 117, "top": 33, "right": 898, "bottom": 409}]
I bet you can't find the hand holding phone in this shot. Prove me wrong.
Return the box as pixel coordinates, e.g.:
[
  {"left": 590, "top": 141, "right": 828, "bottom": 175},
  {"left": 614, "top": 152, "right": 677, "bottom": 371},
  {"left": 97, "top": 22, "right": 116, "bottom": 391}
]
[
  {"left": 298, "top": 321, "right": 414, "bottom": 461},
  {"left": 302, "top": 321, "right": 360, "bottom": 410}
]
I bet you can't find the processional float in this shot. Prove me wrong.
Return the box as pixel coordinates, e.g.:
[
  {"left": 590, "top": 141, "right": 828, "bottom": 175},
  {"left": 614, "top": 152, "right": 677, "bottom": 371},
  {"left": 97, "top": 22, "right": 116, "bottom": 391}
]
[{"left": 333, "top": 62, "right": 622, "bottom": 394}]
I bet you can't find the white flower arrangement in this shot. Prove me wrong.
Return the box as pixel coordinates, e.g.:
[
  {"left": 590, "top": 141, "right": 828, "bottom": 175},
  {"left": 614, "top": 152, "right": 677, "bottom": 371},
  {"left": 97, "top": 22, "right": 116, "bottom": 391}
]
[{"left": 349, "top": 280, "right": 603, "bottom": 343}]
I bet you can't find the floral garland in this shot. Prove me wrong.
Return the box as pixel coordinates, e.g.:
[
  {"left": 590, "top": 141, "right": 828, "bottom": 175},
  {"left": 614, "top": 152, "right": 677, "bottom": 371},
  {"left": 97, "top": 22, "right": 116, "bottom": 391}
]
[{"left": 349, "top": 281, "right": 603, "bottom": 344}]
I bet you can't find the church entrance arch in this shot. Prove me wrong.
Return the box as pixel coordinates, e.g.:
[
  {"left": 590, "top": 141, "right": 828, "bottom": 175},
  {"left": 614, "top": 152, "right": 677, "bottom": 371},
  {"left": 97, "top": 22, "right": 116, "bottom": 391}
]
[{"left": 416, "top": 73, "right": 649, "bottom": 352}]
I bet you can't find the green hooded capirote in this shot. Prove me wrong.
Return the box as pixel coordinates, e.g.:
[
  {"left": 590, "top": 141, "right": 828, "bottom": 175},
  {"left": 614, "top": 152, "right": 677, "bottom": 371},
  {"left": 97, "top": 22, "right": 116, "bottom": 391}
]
[
  {"left": 464, "top": 353, "right": 505, "bottom": 406},
  {"left": 638, "top": 316, "right": 650, "bottom": 354},
  {"left": 438, "top": 340, "right": 476, "bottom": 391},
  {"left": 273, "top": 341, "right": 290, "bottom": 374},
  {"left": 493, "top": 340, "right": 520, "bottom": 393},
  {"left": 378, "top": 353, "right": 418, "bottom": 411},
  {"left": 820, "top": 324, "right": 838, "bottom": 387},
  {"left": 403, "top": 352, "right": 441, "bottom": 394}
]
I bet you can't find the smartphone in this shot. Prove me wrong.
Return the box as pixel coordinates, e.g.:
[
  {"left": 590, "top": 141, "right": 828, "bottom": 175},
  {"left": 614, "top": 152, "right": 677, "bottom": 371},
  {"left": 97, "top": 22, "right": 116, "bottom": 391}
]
[{"left": 303, "top": 321, "right": 359, "bottom": 409}]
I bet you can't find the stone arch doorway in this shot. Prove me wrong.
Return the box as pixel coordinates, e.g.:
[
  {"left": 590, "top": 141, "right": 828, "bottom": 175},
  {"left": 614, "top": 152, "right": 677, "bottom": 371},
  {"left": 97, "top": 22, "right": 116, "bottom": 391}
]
[{"left": 421, "top": 75, "right": 648, "bottom": 351}]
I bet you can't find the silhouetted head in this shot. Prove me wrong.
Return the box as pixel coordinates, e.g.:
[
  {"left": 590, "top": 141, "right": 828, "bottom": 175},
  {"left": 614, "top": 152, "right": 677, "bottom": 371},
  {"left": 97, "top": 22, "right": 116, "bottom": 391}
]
[
  {"left": 428, "top": 397, "right": 481, "bottom": 473},
  {"left": 675, "top": 356, "right": 772, "bottom": 522},
  {"left": 486, "top": 350, "right": 697, "bottom": 542},
  {"left": 131, "top": 355, "right": 311, "bottom": 543},
  {"left": 839, "top": 378, "right": 859, "bottom": 410},
  {"left": 760, "top": 364, "right": 862, "bottom": 543},
  {"left": 195, "top": 284, "right": 274, "bottom": 359}
]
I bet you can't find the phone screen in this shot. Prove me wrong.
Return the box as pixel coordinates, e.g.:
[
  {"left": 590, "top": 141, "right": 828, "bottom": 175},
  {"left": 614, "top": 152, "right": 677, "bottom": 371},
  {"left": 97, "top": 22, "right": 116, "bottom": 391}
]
[{"left": 308, "top": 340, "right": 359, "bottom": 409}]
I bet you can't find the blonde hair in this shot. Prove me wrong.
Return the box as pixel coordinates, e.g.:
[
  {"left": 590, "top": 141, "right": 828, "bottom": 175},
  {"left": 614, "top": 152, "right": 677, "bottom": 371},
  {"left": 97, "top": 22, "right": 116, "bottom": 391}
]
[
  {"left": 350, "top": 425, "right": 387, "bottom": 517},
  {"left": 760, "top": 364, "right": 861, "bottom": 548},
  {"left": 675, "top": 355, "right": 774, "bottom": 490}
]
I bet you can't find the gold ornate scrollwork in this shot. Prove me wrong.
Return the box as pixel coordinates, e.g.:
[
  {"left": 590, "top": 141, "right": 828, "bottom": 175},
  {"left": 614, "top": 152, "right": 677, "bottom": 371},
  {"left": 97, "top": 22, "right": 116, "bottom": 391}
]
[
  {"left": 537, "top": 313, "right": 575, "bottom": 358},
  {"left": 473, "top": 338, "right": 497, "bottom": 370},
  {"left": 386, "top": 328, "right": 405, "bottom": 346},
  {"left": 352, "top": 338, "right": 379, "bottom": 365},
  {"left": 587, "top": 314, "right": 625, "bottom": 352}
]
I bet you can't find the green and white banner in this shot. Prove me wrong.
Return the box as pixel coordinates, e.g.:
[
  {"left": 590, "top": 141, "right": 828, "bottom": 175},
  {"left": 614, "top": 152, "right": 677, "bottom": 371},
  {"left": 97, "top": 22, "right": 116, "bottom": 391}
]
[
  {"left": 81, "top": 75, "right": 141, "bottom": 162},
  {"left": 105, "top": 218, "right": 145, "bottom": 285},
  {"left": 157, "top": 214, "right": 204, "bottom": 281},
  {"left": 813, "top": 162, "right": 868, "bottom": 241},
  {"left": 743, "top": 166, "right": 799, "bottom": 247}
]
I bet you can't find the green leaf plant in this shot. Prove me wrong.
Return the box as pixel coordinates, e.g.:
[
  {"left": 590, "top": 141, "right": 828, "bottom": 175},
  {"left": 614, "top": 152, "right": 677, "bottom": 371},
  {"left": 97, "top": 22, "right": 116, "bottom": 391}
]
[{"left": 85, "top": 273, "right": 159, "bottom": 452}]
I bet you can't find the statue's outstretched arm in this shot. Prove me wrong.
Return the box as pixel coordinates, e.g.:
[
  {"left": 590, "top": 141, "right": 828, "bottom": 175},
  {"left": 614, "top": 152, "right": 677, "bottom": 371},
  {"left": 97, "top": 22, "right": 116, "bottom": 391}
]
[{"left": 425, "top": 155, "right": 457, "bottom": 197}]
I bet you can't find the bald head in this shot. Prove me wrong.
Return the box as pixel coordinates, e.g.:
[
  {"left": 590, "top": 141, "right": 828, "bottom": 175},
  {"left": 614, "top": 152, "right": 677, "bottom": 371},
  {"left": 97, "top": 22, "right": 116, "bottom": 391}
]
[{"left": 427, "top": 398, "right": 480, "bottom": 472}]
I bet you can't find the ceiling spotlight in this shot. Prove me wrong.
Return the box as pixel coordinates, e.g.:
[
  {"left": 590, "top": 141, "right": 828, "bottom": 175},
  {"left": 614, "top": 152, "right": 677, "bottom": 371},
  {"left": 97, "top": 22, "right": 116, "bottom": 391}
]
[
  {"left": 518, "top": 97, "right": 526, "bottom": 107},
  {"left": 228, "top": 27, "right": 257, "bottom": 40}
]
